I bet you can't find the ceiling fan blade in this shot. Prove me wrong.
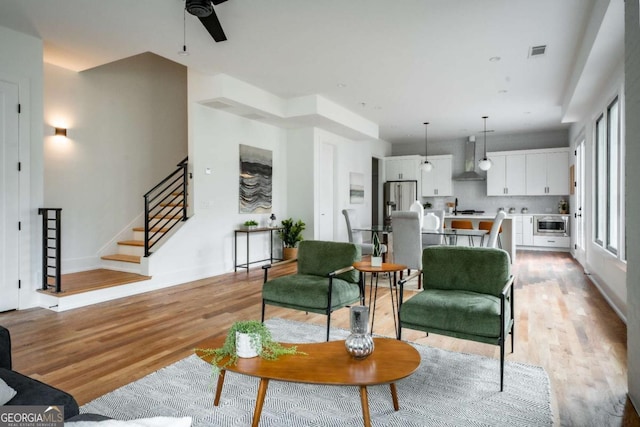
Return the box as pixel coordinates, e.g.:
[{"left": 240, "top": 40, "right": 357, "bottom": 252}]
[
  {"left": 198, "top": 9, "right": 227, "bottom": 42},
  {"left": 211, "top": 0, "right": 228, "bottom": 5}
]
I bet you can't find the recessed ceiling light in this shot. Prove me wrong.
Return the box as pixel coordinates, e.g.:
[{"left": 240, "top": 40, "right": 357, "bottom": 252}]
[{"left": 489, "top": 56, "right": 501, "bottom": 62}]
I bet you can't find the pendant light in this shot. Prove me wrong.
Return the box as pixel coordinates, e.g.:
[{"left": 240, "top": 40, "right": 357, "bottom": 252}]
[
  {"left": 178, "top": 8, "right": 190, "bottom": 56},
  {"left": 421, "top": 122, "right": 433, "bottom": 172},
  {"left": 478, "top": 116, "right": 492, "bottom": 171}
]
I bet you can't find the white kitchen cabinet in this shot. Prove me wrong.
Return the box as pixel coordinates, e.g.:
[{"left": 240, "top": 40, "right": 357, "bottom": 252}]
[
  {"left": 486, "top": 153, "right": 526, "bottom": 196},
  {"left": 384, "top": 155, "right": 422, "bottom": 181},
  {"left": 515, "top": 215, "right": 534, "bottom": 246},
  {"left": 420, "top": 155, "right": 452, "bottom": 197},
  {"left": 525, "top": 149, "right": 569, "bottom": 195},
  {"left": 521, "top": 215, "right": 534, "bottom": 246},
  {"left": 533, "top": 235, "right": 570, "bottom": 248}
]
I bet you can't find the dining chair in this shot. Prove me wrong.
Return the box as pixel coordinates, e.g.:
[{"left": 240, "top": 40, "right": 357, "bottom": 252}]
[
  {"left": 483, "top": 211, "right": 508, "bottom": 249},
  {"left": 342, "top": 209, "right": 387, "bottom": 257},
  {"left": 422, "top": 209, "right": 445, "bottom": 247},
  {"left": 390, "top": 211, "right": 423, "bottom": 289},
  {"left": 479, "top": 221, "right": 503, "bottom": 248},
  {"left": 450, "top": 219, "right": 475, "bottom": 246}
]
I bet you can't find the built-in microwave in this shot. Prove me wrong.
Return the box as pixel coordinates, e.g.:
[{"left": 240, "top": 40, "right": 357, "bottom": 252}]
[{"left": 534, "top": 215, "right": 569, "bottom": 236}]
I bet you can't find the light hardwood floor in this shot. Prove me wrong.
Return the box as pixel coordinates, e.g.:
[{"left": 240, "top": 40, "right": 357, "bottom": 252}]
[{"left": 0, "top": 251, "right": 638, "bottom": 426}]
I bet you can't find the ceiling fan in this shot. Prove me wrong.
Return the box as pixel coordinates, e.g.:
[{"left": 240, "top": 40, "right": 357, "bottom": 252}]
[{"left": 185, "top": 0, "right": 229, "bottom": 42}]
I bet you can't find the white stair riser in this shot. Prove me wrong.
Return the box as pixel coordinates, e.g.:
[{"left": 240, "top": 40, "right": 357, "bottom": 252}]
[
  {"left": 118, "top": 244, "right": 145, "bottom": 257},
  {"left": 133, "top": 231, "right": 166, "bottom": 241}
]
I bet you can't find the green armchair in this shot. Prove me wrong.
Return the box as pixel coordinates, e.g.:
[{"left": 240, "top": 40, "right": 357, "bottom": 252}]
[
  {"left": 262, "top": 240, "right": 363, "bottom": 341},
  {"left": 398, "top": 246, "right": 514, "bottom": 391}
]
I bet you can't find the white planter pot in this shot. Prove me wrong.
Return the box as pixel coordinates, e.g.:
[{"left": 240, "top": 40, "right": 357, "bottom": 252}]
[
  {"left": 236, "top": 332, "right": 261, "bottom": 358},
  {"left": 371, "top": 256, "right": 383, "bottom": 267}
]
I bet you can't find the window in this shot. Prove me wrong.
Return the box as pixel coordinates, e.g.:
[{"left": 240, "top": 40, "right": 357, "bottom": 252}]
[
  {"left": 606, "top": 98, "right": 619, "bottom": 254},
  {"left": 595, "top": 114, "right": 605, "bottom": 246},
  {"left": 594, "top": 95, "right": 624, "bottom": 258}
]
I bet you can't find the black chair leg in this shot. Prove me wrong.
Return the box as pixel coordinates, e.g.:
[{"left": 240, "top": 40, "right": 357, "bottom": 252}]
[
  {"left": 261, "top": 300, "right": 266, "bottom": 322},
  {"left": 500, "top": 338, "right": 505, "bottom": 392},
  {"left": 326, "top": 314, "right": 331, "bottom": 342}
]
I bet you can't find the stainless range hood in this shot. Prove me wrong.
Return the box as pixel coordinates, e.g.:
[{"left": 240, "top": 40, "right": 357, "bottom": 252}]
[{"left": 455, "top": 137, "right": 486, "bottom": 181}]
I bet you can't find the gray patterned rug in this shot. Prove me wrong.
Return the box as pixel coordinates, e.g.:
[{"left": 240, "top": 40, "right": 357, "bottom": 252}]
[{"left": 81, "top": 318, "right": 552, "bottom": 426}]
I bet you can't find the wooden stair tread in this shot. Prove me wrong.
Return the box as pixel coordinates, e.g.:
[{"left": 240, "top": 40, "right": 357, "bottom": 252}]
[
  {"left": 133, "top": 227, "right": 170, "bottom": 233},
  {"left": 101, "top": 254, "right": 141, "bottom": 264},
  {"left": 37, "top": 268, "right": 151, "bottom": 297},
  {"left": 118, "top": 240, "right": 144, "bottom": 246}
]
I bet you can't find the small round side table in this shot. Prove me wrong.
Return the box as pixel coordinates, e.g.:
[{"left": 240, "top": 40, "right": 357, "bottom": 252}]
[{"left": 352, "top": 261, "right": 407, "bottom": 337}]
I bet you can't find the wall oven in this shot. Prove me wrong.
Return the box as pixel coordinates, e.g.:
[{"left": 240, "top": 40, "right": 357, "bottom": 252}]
[{"left": 534, "top": 215, "right": 569, "bottom": 236}]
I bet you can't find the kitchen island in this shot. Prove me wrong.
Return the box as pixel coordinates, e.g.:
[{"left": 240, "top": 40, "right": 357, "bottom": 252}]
[{"left": 444, "top": 213, "right": 516, "bottom": 262}]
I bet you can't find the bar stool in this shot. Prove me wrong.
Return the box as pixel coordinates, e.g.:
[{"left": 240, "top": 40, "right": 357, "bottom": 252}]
[
  {"left": 479, "top": 221, "right": 502, "bottom": 248},
  {"left": 450, "top": 220, "right": 475, "bottom": 246}
]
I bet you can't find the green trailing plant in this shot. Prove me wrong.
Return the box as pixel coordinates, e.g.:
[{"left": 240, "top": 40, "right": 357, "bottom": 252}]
[
  {"left": 197, "top": 320, "right": 304, "bottom": 376},
  {"left": 244, "top": 220, "right": 258, "bottom": 227},
  {"left": 279, "top": 218, "right": 306, "bottom": 248}
]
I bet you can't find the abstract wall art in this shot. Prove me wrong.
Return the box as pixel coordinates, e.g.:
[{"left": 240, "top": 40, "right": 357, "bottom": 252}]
[
  {"left": 239, "top": 144, "right": 273, "bottom": 213},
  {"left": 350, "top": 172, "right": 364, "bottom": 204}
]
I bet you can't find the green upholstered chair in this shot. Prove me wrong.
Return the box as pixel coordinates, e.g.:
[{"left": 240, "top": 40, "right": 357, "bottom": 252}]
[
  {"left": 398, "top": 246, "right": 514, "bottom": 391},
  {"left": 261, "top": 240, "right": 363, "bottom": 341}
]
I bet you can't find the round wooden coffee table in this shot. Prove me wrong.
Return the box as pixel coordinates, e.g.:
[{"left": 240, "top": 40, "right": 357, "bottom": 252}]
[{"left": 196, "top": 336, "right": 420, "bottom": 427}]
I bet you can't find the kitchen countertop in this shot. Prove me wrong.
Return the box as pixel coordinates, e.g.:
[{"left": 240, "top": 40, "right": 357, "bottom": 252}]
[{"left": 444, "top": 212, "right": 569, "bottom": 218}]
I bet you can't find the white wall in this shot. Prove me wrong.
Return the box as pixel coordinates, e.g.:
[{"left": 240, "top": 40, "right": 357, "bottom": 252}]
[
  {"left": 0, "top": 25, "right": 44, "bottom": 308},
  {"left": 43, "top": 53, "right": 188, "bottom": 273},
  {"left": 146, "top": 71, "right": 391, "bottom": 281},
  {"left": 625, "top": 0, "right": 640, "bottom": 408},
  {"left": 569, "top": 60, "right": 627, "bottom": 317},
  {"left": 147, "top": 102, "right": 288, "bottom": 279}
]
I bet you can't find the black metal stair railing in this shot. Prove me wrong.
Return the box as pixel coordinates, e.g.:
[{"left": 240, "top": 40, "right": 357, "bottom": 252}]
[
  {"left": 143, "top": 157, "right": 189, "bottom": 257},
  {"left": 38, "top": 208, "right": 62, "bottom": 293}
]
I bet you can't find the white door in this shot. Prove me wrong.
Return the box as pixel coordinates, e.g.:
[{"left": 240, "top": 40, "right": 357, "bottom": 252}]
[
  {"left": 0, "top": 80, "right": 20, "bottom": 312},
  {"left": 318, "top": 142, "right": 335, "bottom": 241},
  {"left": 574, "top": 140, "right": 586, "bottom": 264}
]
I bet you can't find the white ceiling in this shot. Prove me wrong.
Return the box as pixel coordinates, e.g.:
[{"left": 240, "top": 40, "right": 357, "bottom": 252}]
[{"left": 0, "top": 0, "right": 624, "bottom": 144}]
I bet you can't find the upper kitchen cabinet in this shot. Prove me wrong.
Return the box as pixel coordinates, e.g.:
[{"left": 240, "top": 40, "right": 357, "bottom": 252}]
[
  {"left": 384, "top": 155, "right": 422, "bottom": 181},
  {"left": 421, "top": 155, "right": 453, "bottom": 196},
  {"left": 525, "top": 149, "right": 570, "bottom": 195},
  {"left": 486, "top": 152, "right": 526, "bottom": 196}
]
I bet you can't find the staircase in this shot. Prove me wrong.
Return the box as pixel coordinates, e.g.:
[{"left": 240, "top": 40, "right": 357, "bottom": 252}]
[{"left": 101, "top": 157, "right": 189, "bottom": 270}]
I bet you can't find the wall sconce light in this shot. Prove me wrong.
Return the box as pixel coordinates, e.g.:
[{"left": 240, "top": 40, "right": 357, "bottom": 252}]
[{"left": 54, "top": 127, "right": 67, "bottom": 137}]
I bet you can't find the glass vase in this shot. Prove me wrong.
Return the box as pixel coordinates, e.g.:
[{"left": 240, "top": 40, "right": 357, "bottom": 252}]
[{"left": 345, "top": 306, "right": 374, "bottom": 359}]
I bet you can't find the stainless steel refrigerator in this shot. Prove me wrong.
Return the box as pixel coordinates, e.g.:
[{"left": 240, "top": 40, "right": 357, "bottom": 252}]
[{"left": 383, "top": 180, "right": 418, "bottom": 225}]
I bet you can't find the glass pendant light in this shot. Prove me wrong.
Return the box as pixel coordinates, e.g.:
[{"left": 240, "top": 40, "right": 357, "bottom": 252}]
[
  {"left": 478, "top": 116, "right": 492, "bottom": 171},
  {"left": 421, "top": 122, "right": 433, "bottom": 172}
]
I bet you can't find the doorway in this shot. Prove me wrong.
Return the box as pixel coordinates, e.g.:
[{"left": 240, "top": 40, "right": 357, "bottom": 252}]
[
  {"left": 371, "top": 158, "right": 380, "bottom": 227},
  {"left": 574, "top": 139, "right": 586, "bottom": 264},
  {"left": 0, "top": 80, "right": 20, "bottom": 311},
  {"left": 318, "top": 142, "right": 335, "bottom": 241}
]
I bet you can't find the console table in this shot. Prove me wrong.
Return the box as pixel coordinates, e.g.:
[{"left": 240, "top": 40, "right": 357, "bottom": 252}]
[{"left": 234, "top": 227, "right": 283, "bottom": 272}]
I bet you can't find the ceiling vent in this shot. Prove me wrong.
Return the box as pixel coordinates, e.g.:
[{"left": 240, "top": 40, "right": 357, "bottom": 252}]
[{"left": 529, "top": 45, "right": 547, "bottom": 57}]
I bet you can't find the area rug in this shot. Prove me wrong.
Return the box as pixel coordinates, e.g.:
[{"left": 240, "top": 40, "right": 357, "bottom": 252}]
[{"left": 80, "top": 318, "right": 552, "bottom": 426}]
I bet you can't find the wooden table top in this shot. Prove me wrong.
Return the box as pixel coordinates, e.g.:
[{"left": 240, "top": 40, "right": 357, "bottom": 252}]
[
  {"left": 196, "top": 337, "right": 420, "bottom": 386},
  {"left": 352, "top": 261, "right": 407, "bottom": 273}
]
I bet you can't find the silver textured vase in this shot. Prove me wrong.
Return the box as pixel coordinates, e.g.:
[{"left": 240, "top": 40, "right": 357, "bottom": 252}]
[{"left": 345, "top": 306, "right": 374, "bottom": 359}]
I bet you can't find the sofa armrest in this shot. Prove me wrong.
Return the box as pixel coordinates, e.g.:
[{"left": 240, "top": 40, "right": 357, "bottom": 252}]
[{"left": 0, "top": 326, "right": 12, "bottom": 370}]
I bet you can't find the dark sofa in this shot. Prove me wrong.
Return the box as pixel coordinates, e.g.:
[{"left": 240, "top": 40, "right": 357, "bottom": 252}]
[{"left": 0, "top": 325, "right": 80, "bottom": 419}]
